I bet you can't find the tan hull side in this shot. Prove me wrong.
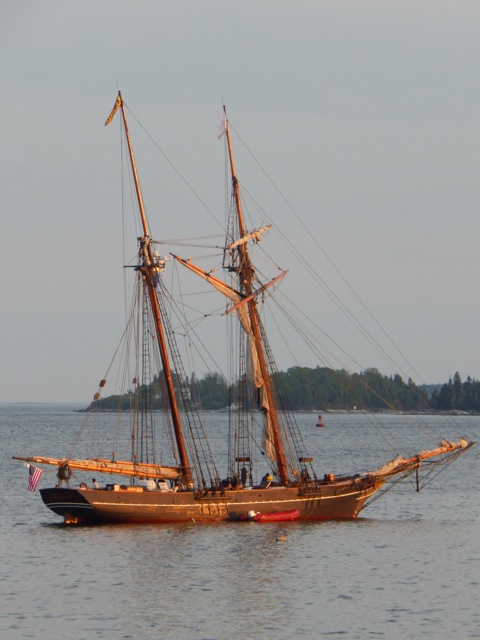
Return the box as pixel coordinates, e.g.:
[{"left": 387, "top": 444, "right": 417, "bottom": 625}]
[{"left": 40, "top": 481, "right": 383, "bottom": 524}]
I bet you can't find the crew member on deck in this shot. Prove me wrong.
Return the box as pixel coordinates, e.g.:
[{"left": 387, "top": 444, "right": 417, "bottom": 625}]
[{"left": 260, "top": 473, "right": 273, "bottom": 489}]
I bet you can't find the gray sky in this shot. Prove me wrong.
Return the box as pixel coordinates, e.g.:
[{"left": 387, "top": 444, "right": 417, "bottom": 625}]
[{"left": 2, "top": 1, "right": 479, "bottom": 403}]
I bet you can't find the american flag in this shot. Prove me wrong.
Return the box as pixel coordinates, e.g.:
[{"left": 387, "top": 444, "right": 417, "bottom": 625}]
[{"left": 28, "top": 464, "right": 43, "bottom": 492}]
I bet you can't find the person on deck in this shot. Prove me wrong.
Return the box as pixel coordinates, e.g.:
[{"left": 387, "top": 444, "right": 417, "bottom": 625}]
[{"left": 260, "top": 473, "right": 273, "bottom": 489}]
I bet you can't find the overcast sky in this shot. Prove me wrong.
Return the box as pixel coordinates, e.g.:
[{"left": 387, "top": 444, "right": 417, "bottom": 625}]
[{"left": 2, "top": 1, "right": 479, "bottom": 403}]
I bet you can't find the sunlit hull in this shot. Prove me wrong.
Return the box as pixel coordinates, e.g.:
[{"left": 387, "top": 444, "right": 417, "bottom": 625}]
[{"left": 40, "top": 478, "right": 383, "bottom": 525}]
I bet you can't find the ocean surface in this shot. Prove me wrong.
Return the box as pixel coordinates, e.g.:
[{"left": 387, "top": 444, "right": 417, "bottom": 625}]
[{"left": 2, "top": 404, "right": 479, "bottom": 640}]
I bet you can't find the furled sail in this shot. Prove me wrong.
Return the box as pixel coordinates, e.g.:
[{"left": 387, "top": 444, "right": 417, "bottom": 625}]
[
  {"left": 226, "top": 225, "right": 271, "bottom": 250},
  {"left": 367, "top": 438, "right": 472, "bottom": 479},
  {"left": 171, "top": 255, "right": 277, "bottom": 461},
  {"left": 13, "top": 456, "right": 182, "bottom": 480}
]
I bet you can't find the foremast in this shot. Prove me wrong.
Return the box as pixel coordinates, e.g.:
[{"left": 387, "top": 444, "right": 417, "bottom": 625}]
[
  {"left": 222, "top": 107, "right": 290, "bottom": 486},
  {"left": 109, "top": 92, "right": 193, "bottom": 487}
]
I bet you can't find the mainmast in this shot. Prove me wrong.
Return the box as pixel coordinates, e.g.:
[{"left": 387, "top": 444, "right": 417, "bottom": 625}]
[
  {"left": 106, "top": 92, "right": 192, "bottom": 486},
  {"left": 223, "top": 107, "right": 290, "bottom": 485}
]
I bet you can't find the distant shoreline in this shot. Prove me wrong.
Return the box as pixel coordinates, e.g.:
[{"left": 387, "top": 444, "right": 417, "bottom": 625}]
[
  {"left": 1, "top": 402, "right": 477, "bottom": 416},
  {"left": 76, "top": 406, "right": 480, "bottom": 416}
]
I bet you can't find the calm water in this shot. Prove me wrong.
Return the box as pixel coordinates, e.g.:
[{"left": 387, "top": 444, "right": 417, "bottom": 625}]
[{"left": 2, "top": 404, "right": 479, "bottom": 639}]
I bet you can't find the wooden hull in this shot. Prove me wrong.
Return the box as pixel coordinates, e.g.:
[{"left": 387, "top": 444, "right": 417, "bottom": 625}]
[{"left": 39, "top": 477, "right": 383, "bottom": 524}]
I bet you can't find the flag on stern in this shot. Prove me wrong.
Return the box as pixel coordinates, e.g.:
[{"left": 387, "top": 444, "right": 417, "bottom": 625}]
[{"left": 27, "top": 464, "right": 43, "bottom": 492}]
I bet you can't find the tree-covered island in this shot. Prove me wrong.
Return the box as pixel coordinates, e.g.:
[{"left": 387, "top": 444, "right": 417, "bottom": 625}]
[{"left": 88, "top": 367, "right": 480, "bottom": 413}]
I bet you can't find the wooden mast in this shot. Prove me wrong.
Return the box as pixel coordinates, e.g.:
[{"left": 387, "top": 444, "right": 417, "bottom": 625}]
[
  {"left": 223, "top": 107, "right": 290, "bottom": 485},
  {"left": 114, "top": 92, "right": 192, "bottom": 486}
]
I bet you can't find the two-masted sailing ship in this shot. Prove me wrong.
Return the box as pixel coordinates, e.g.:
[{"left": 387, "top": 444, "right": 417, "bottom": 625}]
[{"left": 14, "top": 93, "right": 474, "bottom": 524}]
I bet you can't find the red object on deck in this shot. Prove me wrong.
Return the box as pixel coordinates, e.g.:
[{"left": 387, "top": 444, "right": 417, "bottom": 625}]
[{"left": 316, "top": 415, "right": 325, "bottom": 427}]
